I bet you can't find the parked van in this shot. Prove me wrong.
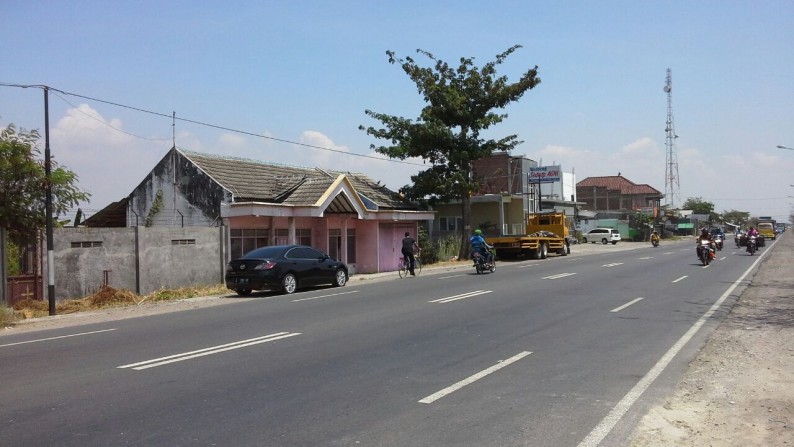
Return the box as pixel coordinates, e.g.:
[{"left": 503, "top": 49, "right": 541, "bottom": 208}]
[{"left": 583, "top": 228, "right": 621, "bottom": 245}]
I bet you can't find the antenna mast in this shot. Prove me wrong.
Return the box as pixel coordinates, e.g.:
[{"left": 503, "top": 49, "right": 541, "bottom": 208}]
[{"left": 663, "top": 69, "right": 680, "bottom": 208}]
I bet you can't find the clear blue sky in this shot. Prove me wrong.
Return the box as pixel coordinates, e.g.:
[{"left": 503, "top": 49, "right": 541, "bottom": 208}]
[{"left": 2, "top": 1, "right": 793, "bottom": 222}]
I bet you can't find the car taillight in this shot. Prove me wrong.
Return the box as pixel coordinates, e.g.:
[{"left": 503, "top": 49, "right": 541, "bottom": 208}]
[{"left": 254, "top": 261, "right": 276, "bottom": 270}]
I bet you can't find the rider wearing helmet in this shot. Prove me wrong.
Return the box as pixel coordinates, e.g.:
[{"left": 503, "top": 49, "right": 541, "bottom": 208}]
[{"left": 470, "top": 229, "right": 494, "bottom": 265}]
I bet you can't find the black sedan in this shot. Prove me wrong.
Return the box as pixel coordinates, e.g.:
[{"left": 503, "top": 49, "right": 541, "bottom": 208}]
[{"left": 226, "top": 245, "right": 348, "bottom": 296}]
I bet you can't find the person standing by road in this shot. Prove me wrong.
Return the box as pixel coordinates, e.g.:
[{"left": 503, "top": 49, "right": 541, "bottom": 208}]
[{"left": 401, "top": 232, "right": 419, "bottom": 276}]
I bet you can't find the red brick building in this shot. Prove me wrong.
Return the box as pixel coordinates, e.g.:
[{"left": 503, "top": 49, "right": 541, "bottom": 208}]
[{"left": 576, "top": 175, "right": 663, "bottom": 213}]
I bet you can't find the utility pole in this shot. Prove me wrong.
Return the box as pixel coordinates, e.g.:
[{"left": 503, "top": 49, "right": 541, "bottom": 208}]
[{"left": 44, "top": 87, "right": 56, "bottom": 315}]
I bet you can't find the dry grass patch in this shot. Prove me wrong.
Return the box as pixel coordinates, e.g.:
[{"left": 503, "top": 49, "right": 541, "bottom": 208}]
[{"left": 2, "top": 284, "right": 228, "bottom": 324}]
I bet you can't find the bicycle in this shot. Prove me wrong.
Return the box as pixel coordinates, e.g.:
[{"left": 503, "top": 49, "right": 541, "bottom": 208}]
[{"left": 398, "top": 253, "right": 422, "bottom": 278}]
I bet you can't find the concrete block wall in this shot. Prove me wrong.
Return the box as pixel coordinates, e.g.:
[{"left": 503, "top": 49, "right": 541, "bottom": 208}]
[{"left": 52, "top": 226, "right": 226, "bottom": 300}]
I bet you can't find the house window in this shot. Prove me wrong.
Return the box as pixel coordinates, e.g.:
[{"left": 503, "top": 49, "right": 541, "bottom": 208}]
[
  {"left": 70, "top": 241, "right": 103, "bottom": 248},
  {"left": 347, "top": 229, "right": 356, "bottom": 264},
  {"left": 296, "top": 228, "right": 312, "bottom": 246},
  {"left": 171, "top": 239, "right": 196, "bottom": 245},
  {"left": 273, "top": 228, "right": 311, "bottom": 246},
  {"left": 275, "top": 229, "right": 289, "bottom": 245},
  {"left": 328, "top": 229, "right": 341, "bottom": 260},
  {"left": 230, "top": 228, "right": 269, "bottom": 258},
  {"left": 440, "top": 216, "right": 463, "bottom": 231}
]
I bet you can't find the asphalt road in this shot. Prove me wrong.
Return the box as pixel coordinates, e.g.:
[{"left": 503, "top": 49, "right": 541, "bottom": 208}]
[{"left": 0, "top": 238, "right": 770, "bottom": 446}]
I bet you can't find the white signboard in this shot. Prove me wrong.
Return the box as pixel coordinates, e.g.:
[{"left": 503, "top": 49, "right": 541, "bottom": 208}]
[{"left": 529, "top": 165, "right": 561, "bottom": 183}]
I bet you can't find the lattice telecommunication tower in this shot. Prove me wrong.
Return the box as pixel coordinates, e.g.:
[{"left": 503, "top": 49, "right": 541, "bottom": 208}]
[{"left": 663, "top": 68, "right": 680, "bottom": 208}]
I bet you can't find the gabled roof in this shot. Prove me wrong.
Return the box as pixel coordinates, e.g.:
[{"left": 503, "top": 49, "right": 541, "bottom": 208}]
[
  {"left": 180, "top": 149, "right": 415, "bottom": 209},
  {"left": 83, "top": 198, "right": 129, "bottom": 227},
  {"left": 576, "top": 175, "right": 662, "bottom": 196}
]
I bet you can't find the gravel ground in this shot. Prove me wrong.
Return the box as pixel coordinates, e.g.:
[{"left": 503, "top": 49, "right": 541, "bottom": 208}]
[{"left": 3, "top": 236, "right": 792, "bottom": 446}]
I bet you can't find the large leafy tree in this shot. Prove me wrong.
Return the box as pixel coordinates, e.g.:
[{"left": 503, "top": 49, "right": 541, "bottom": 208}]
[
  {"left": 681, "top": 197, "right": 715, "bottom": 216},
  {"left": 0, "top": 123, "right": 90, "bottom": 246},
  {"left": 722, "top": 209, "right": 750, "bottom": 228},
  {"left": 360, "top": 45, "right": 540, "bottom": 258}
]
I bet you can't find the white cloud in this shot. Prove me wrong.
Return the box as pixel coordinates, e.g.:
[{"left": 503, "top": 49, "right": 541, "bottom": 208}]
[
  {"left": 621, "top": 137, "right": 655, "bottom": 155},
  {"left": 216, "top": 132, "right": 247, "bottom": 149},
  {"left": 50, "top": 105, "right": 171, "bottom": 213}
]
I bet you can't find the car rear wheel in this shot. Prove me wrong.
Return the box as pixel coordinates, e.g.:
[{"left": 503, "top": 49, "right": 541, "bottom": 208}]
[
  {"left": 611, "top": 241, "right": 618, "bottom": 245},
  {"left": 333, "top": 269, "right": 347, "bottom": 287},
  {"left": 236, "top": 288, "right": 252, "bottom": 296},
  {"left": 282, "top": 273, "right": 297, "bottom": 294}
]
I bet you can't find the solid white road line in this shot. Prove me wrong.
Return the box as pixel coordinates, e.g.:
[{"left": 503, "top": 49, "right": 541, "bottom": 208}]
[
  {"left": 418, "top": 351, "right": 532, "bottom": 404},
  {"left": 292, "top": 290, "right": 359, "bottom": 302},
  {"left": 578, "top": 240, "right": 772, "bottom": 447},
  {"left": 611, "top": 298, "right": 644, "bottom": 313},
  {"left": 672, "top": 276, "right": 688, "bottom": 283},
  {"left": 0, "top": 328, "right": 118, "bottom": 348},
  {"left": 429, "top": 290, "right": 492, "bottom": 304},
  {"left": 118, "top": 332, "right": 301, "bottom": 370}
]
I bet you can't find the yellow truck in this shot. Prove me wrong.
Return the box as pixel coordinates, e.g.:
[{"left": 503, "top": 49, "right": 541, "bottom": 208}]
[
  {"left": 758, "top": 217, "right": 776, "bottom": 240},
  {"left": 487, "top": 212, "right": 570, "bottom": 259}
]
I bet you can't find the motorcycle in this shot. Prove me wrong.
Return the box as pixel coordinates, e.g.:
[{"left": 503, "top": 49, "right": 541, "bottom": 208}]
[
  {"left": 472, "top": 250, "right": 496, "bottom": 274},
  {"left": 651, "top": 235, "right": 660, "bottom": 247},
  {"left": 712, "top": 234, "right": 723, "bottom": 251},
  {"left": 746, "top": 235, "right": 757, "bottom": 256},
  {"left": 696, "top": 239, "right": 714, "bottom": 266}
]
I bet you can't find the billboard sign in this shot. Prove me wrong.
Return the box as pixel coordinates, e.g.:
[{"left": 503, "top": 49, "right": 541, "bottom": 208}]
[{"left": 529, "top": 165, "right": 562, "bottom": 183}]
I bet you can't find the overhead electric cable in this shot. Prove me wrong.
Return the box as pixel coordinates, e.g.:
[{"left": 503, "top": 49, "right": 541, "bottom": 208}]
[{"left": 1, "top": 82, "right": 426, "bottom": 166}]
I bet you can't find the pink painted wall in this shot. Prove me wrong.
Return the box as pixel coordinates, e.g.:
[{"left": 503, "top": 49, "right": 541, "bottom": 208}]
[{"left": 227, "top": 215, "right": 412, "bottom": 274}]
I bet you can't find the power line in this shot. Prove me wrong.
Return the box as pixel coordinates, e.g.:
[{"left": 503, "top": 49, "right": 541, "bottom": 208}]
[
  {"left": 51, "top": 91, "right": 171, "bottom": 142},
  {"left": 1, "top": 82, "right": 425, "bottom": 167}
]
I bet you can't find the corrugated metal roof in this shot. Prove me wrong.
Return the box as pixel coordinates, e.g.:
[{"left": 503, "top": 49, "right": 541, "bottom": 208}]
[{"left": 180, "top": 149, "right": 414, "bottom": 209}]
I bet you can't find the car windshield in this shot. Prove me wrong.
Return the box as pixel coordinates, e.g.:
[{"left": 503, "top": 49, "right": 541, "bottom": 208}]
[{"left": 241, "top": 246, "right": 286, "bottom": 259}]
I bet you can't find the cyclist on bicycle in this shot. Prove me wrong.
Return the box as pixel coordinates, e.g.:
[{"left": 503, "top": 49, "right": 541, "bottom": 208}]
[{"left": 401, "top": 232, "right": 419, "bottom": 276}]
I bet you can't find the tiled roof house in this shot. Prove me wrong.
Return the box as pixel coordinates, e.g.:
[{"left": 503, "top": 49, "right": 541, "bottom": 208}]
[
  {"left": 89, "top": 147, "right": 433, "bottom": 274},
  {"left": 576, "top": 174, "right": 663, "bottom": 212}
]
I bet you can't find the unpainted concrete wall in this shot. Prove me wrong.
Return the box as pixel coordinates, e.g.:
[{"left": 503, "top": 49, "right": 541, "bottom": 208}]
[{"left": 52, "top": 226, "right": 226, "bottom": 300}]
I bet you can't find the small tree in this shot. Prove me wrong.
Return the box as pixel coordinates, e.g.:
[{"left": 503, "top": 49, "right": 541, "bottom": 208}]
[
  {"left": 0, "top": 124, "right": 90, "bottom": 247},
  {"left": 361, "top": 46, "right": 540, "bottom": 259}
]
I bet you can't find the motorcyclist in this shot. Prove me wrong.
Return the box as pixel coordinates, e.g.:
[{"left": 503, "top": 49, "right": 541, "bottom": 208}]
[
  {"left": 650, "top": 231, "right": 660, "bottom": 245},
  {"left": 469, "top": 229, "right": 494, "bottom": 266},
  {"left": 746, "top": 227, "right": 760, "bottom": 253},
  {"left": 696, "top": 228, "right": 716, "bottom": 259}
]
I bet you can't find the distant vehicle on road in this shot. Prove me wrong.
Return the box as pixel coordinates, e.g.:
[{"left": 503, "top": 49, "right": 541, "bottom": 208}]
[
  {"left": 583, "top": 228, "right": 621, "bottom": 245},
  {"left": 226, "top": 245, "right": 348, "bottom": 296}
]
